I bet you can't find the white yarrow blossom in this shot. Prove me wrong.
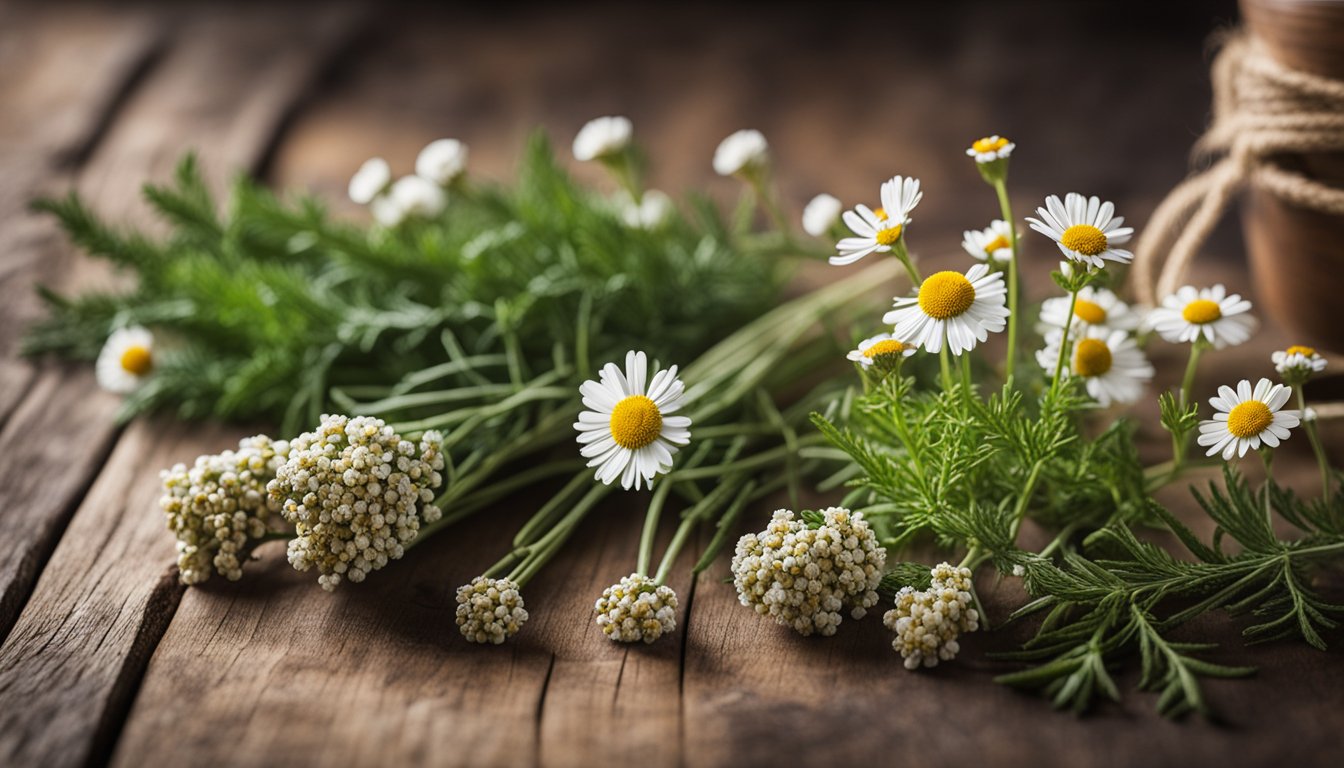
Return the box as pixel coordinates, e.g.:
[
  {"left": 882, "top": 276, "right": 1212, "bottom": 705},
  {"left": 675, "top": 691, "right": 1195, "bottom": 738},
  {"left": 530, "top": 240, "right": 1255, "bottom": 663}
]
[
  {"left": 832, "top": 175, "right": 923, "bottom": 266},
  {"left": 846, "top": 333, "right": 915, "bottom": 370},
  {"left": 1035, "top": 327, "right": 1154, "bottom": 407},
  {"left": 1197, "top": 378, "right": 1300, "bottom": 460},
  {"left": 348, "top": 157, "right": 391, "bottom": 204},
  {"left": 713, "top": 129, "right": 768, "bottom": 176},
  {"left": 415, "top": 138, "right": 468, "bottom": 185},
  {"left": 456, "top": 577, "right": 528, "bottom": 644},
  {"left": 885, "top": 563, "right": 980, "bottom": 670},
  {"left": 594, "top": 573, "right": 678, "bottom": 644},
  {"left": 1037, "top": 285, "right": 1141, "bottom": 334},
  {"left": 966, "top": 135, "right": 1015, "bottom": 164},
  {"left": 96, "top": 325, "right": 155, "bottom": 394},
  {"left": 802, "top": 193, "right": 843, "bottom": 237},
  {"left": 883, "top": 264, "right": 1010, "bottom": 355},
  {"left": 615, "top": 189, "right": 674, "bottom": 229},
  {"left": 1147, "top": 285, "right": 1257, "bottom": 349},
  {"left": 575, "top": 351, "right": 691, "bottom": 491},
  {"left": 388, "top": 175, "right": 447, "bottom": 219},
  {"left": 961, "top": 219, "right": 1015, "bottom": 265},
  {"left": 1026, "top": 193, "right": 1134, "bottom": 268},
  {"left": 573, "top": 115, "right": 633, "bottom": 162}
]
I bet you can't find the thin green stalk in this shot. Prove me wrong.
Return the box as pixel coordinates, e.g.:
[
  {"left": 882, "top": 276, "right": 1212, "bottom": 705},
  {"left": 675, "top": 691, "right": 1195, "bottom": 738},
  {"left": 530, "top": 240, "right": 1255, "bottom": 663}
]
[
  {"left": 637, "top": 480, "right": 676, "bottom": 576},
  {"left": 892, "top": 238, "right": 922, "bottom": 285},
  {"left": 668, "top": 434, "right": 826, "bottom": 481},
  {"left": 1049, "top": 289, "right": 1079, "bottom": 397},
  {"left": 940, "top": 342, "right": 954, "bottom": 393},
  {"left": 1009, "top": 458, "right": 1047, "bottom": 542},
  {"left": 509, "top": 483, "right": 613, "bottom": 588},
  {"left": 1296, "top": 386, "right": 1332, "bottom": 503},
  {"left": 992, "top": 179, "right": 1019, "bottom": 380},
  {"left": 1260, "top": 448, "right": 1275, "bottom": 531}
]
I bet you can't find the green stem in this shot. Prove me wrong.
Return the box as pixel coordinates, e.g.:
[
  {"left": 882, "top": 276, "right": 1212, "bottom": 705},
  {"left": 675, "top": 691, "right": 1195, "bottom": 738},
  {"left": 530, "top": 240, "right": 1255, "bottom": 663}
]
[
  {"left": 654, "top": 510, "right": 701, "bottom": 586},
  {"left": 892, "top": 238, "right": 922, "bottom": 285},
  {"left": 939, "top": 341, "right": 954, "bottom": 393},
  {"left": 638, "top": 480, "right": 676, "bottom": 576},
  {"left": 1009, "top": 459, "right": 1047, "bottom": 542},
  {"left": 508, "top": 483, "right": 612, "bottom": 588},
  {"left": 668, "top": 434, "right": 826, "bottom": 481},
  {"left": 1049, "top": 289, "right": 1079, "bottom": 397},
  {"left": 1260, "top": 448, "right": 1275, "bottom": 532},
  {"left": 993, "top": 179, "right": 1019, "bottom": 381},
  {"left": 1296, "top": 386, "right": 1332, "bottom": 503},
  {"left": 1038, "top": 521, "right": 1082, "bottom": 560}
]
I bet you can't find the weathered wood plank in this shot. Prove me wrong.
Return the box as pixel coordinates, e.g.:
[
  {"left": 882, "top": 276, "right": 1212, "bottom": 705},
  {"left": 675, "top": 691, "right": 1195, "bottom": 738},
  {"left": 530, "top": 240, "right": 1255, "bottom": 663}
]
[
  {"left": 0, "top": 6, "right": 363, "bottom": 766},
  {"left": 0, "top": 3, "right": 164, "bottom": 643}
]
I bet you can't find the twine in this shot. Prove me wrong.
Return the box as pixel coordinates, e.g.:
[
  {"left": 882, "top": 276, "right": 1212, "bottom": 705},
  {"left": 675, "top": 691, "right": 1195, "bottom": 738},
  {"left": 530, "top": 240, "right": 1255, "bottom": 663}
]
[{"left": 1132, "top": 32, "right": 1344, "bottom": 306}]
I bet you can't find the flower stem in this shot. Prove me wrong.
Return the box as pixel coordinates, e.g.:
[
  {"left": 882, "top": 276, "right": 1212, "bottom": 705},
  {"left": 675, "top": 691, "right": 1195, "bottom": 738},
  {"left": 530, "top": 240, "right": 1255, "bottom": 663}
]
[
  {"left": 1049, "top": 289, "right": 1079, "bottom": 397},
  {"left": 1260, "top": 448, "right": 1275, "bottom": 532},
  {"left": 637, "top": 480, "right": 676, "bottom": 576},
  {"left": 1009, "top": 458, "right": 1047, "bottom": 542},
  {"left": 1296, "top": 386, "right": 1332, "bottom": 504},
  {"left": 993, "top": 179, "right": 1019, "bottom": 381},
  {"left": 940, "top": 342, "right": 954, "bottom": 393},
  {"left": 1170, "top": 342, "right": 1205, "bottom": 474},
  {"left": 892, "top": 238, "right": 922, "bottom": 285},
  {"left": 509, "top": 483, "right": 613, "bottom": 589}
]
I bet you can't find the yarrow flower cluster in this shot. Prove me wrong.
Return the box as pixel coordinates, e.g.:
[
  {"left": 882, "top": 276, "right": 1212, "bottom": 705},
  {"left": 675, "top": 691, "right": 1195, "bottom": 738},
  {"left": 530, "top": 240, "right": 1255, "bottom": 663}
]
[
  {"left": 455, "top": 577, "right": 529, "bottom": 644},
  {"left": 884, "top": 563, "right": 980, "bottom": 670},
  {"left": 593, "top": 573, "right": 678, "bottom": 643},
  {"left": 731, "top": 507, "right": 885, "bottom": 636},
  {"left": 267, "top": 414, "right": 445, "bottom": 590},
  {"left": 348, "top": 138, "right": 465, "bottom": 226},
  {"left": 161, "top": 434, "right": 291, "bottom": 585}
]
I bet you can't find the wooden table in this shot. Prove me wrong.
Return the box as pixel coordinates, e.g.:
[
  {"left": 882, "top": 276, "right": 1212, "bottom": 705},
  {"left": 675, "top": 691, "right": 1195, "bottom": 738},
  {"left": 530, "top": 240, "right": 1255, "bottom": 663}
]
[{"left": 2, "top": 2, "right": 1341, "bottom": 766}]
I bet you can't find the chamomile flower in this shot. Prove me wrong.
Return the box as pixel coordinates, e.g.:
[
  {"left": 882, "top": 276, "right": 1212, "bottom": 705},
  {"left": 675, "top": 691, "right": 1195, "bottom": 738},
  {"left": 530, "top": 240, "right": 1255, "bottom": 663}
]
[
  {"left": 1197, "top": 378, "right": 1300, "bottom": 459},
  {"left": 961, "top": 219, "right": 1015, "bottom": 265},
  {"left": 802, "top": 193, "right": 842, "bottom": 237},
  {"left": 713, "top": 129, "right": 768, "bottom": 176},
  {"left": 883, "top": 264, "right": 1009, "bottom": 355},
  {"left": 1147, "top": 285, "right": 1257, "bottom": 349},
  {"left": 1035, "top": 327, "right": 1153, "bottom": 407},
  {"left": 1037, "top": 286, "right": 1141, "bottom": 334},
  {"left": 832, "top": 175, "right": 923, "bottom": 266},
  {"left": 966, "top": 135, "right": 1015, "bottom": 164},
  {"left": 96, "top": 326, "right": 155, "bottom": 394},
  {"left": 1272, "top": 345, "right": 1327, "bottom": 383},
  {"left": 846, "top": 333, "right": 916, "bottom": 370},
  {"left": 575, "top": 351, "right": 691, "bottom": 491},
  {"left": 348, "top": 157, "right": 391, "bottom": 204},
  {"left": 415, "top": 138, "right": 468, "bottom": 185},
  {"left": 573, "top": 116, "right": 633, "bottom": 162},
  {"left": 1026, "top": 193, "right": 1134, "bottom": 268}
]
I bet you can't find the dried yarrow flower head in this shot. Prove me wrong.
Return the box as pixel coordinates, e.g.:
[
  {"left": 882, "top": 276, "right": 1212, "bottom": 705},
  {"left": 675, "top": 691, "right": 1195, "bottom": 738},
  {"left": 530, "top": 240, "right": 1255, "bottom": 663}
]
[
  {"left": 161, "top": 434, "right": 291, "bottom": 585},
  {"left": 731, "top": 507, "right": 885, "bottom": 637},
  {"left": 884, "top": 562, "right": 980, "bottom": 670},
  {"left": 593, "top": 573, "right": 678, "bottom": 644},
  {"left": 267, "top": 414, "right": 445, "bottom": 591},
  {"left": 455, "top": 577, "right": 528, "bottom": 644}
]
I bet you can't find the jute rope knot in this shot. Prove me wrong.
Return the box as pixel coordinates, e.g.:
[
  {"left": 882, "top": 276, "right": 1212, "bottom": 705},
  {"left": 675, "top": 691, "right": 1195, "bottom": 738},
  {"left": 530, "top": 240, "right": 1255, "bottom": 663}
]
[{"left": 1132, "top": 32, "right": 1344, "bottom": 306}]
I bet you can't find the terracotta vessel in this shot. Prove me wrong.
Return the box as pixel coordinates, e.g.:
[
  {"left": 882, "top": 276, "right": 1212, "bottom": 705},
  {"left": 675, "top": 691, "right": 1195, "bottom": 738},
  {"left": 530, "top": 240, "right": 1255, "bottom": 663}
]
[{"left": 1240, "top": 0, "right": 1344, "bottom": 353}]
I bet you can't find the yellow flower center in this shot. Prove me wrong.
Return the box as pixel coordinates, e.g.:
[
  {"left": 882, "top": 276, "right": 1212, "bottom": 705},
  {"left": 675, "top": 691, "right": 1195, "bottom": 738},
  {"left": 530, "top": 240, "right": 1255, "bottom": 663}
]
[
  {"left": 1073, "top": 299, "right": 1107, "bottom": 325},
  {"left": 1227, "top": 400, "right": 1273, "bottom": 438},
  {"left": 1060, "top": 224, "right": 1108, "bottom": 256},
  {"left": 982, "top": 234, "right": 1011, "bottom": 254},
  {"left": 1286, "top": 345, "right": 1316, "bottom": 357},
  {"left": 119, "top": 345, "right": 153, "bottom": 376},
  {"left": 918, "top": 271, "right": 976, "bottom": 320},
  {"left": 972, "top": 136, "right": 1010, "bottom": 153},
  {"left": 873, "top": 207, "right": 888, "bottom": 221},
  {"left": 1072, "top": 338, "right": 1112, "bottom": 377},
  {"left": 862, "top": 339, "right": 909, "bottom": 359},
  {"left": 875, "top": 224, "right": 903, "bottom": 246},
  {"left": 1181, "top": 299, "right": 1222, "bottom": 325},
  {"left": 609, "top": 395, "right": 663, "bottom": 449}
]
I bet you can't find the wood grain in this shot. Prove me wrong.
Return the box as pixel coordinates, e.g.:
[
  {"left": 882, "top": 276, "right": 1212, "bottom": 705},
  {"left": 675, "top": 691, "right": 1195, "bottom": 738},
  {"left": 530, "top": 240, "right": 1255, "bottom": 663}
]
[
  {"left": 0, "top": 3, "right": 163, "bottom": 642},
  {"left": 0, "top": 6, "right": 362, "bottom": 766}
]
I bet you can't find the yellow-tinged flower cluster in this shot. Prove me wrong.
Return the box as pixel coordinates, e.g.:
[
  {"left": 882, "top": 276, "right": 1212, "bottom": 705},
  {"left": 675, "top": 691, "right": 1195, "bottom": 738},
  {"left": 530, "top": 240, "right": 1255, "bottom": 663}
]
[
  {"left": 456, "top": 577, "right": 529, "bottom": 644},
  {"left": 161, "top": 435, "right": 291, "bottom": 585},
  {"left": 884, "top": 563, "right": 980, "bottom": 670},
  {"left": 267, "top": 414, "right": 445, "bottom": 591},
  {"left": 731, "top": 507, "right": 885, "bottom": 636},
  {"left": 593, "top": 573, "right": 678, "bottom": 644}
]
